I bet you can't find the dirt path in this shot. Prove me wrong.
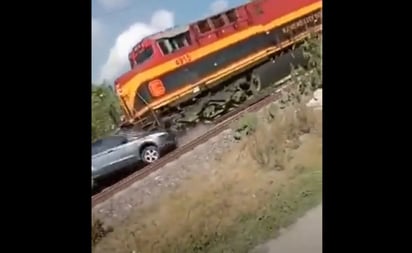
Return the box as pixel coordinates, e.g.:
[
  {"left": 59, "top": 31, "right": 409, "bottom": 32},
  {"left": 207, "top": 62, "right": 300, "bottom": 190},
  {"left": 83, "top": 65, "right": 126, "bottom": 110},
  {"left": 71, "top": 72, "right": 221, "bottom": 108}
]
[{"left": 251, "top": 204, "right": 322, "bottom": 253}]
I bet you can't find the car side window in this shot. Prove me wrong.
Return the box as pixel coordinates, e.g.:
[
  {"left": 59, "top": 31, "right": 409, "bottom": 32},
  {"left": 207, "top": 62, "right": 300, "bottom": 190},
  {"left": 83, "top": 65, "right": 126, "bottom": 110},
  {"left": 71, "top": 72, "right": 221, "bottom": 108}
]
[
  {"left": 92, "top": 139, "right": 104, "bottom": 155},
  {"left": 92, "top": 136, "right": 128, "bottom": 155}
]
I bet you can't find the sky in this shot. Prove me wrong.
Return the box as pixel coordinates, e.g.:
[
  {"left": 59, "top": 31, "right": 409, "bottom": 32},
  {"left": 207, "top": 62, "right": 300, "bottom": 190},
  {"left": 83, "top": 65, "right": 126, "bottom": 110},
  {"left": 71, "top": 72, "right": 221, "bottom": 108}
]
[{"left": 92, "top": 0, "right": 246, "bottom": 84}]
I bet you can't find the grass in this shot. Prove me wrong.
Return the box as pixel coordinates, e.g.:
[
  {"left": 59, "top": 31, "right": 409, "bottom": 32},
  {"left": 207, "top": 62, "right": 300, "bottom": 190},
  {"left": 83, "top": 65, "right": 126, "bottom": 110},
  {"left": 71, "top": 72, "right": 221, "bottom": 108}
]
[{"left": 92, "top": 93, "right": 322, "bottom": 253}]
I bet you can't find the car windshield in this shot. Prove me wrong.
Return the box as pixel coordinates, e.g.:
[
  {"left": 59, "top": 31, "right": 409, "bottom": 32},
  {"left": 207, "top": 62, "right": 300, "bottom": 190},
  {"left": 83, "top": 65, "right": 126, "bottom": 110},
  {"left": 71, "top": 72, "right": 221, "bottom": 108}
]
[{"left": 92, "top": 136, "right": 128, "bottom": 155}]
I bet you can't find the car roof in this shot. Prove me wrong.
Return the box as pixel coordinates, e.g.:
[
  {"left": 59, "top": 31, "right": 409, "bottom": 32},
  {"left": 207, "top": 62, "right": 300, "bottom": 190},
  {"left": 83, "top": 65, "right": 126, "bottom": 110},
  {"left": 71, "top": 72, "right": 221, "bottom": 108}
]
[
  {"left": 92, "top": 129, "right": 170, "bottom": 147},
  {"left": 92, "top": 135, "right": 126, "bottom": 145},
  {"left": 114, "top": 129, "right": 169, "bottom": 138}
]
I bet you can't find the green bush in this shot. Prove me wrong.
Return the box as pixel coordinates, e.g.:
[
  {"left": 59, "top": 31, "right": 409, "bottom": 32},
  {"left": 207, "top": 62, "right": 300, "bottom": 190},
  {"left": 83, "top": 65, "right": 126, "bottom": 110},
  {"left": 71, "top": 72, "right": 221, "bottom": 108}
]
[
  {"left": 92, "top": 84, "right": 121, "bottom": 141},
  {"left": 287, "top": 35, "right": 322, "bottom": 104},
  {"left": 232, "top": 112, "right": 259, "bottom": 140}
]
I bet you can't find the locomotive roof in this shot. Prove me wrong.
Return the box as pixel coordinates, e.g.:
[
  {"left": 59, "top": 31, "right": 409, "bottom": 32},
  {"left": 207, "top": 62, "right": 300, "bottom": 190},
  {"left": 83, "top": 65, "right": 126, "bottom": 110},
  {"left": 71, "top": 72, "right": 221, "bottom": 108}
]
[
  {"left": 141, "top": 2, "right": 233, "bottom": 42},
  {"left": 147, "top": 25, "right": 190, "bottom": 40}
]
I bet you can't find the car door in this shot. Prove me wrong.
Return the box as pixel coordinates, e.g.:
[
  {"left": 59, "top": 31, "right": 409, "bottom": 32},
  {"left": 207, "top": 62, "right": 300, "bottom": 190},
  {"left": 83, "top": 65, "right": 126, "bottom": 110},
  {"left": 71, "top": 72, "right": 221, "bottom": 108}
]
[
  {"left": 108, "top": 137, "right": 141, "bottom": 168},
  {"left": 92, "top": 136, "right": 131, "bottom": 178}
]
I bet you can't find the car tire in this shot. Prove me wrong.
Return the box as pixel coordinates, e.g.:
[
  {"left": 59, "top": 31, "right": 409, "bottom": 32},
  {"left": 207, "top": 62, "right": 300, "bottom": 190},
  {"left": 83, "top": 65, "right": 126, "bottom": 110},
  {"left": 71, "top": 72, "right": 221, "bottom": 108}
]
[{"left": 141, "top": 145, "right": 160, "bottom": 164}]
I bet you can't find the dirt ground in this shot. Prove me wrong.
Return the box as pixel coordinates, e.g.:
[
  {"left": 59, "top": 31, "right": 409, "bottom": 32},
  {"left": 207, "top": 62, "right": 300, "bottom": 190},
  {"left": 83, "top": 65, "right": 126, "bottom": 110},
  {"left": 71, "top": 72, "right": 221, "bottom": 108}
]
[{"left": 251, "top": 204, "right": 322, "bottom": 253}]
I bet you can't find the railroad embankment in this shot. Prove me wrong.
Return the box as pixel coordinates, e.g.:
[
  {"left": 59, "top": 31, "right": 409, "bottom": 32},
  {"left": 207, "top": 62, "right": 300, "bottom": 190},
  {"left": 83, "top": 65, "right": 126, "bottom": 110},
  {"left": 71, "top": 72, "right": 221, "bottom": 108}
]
[{"left": 93, "top": 87, "right": 323, "bottom": 253}]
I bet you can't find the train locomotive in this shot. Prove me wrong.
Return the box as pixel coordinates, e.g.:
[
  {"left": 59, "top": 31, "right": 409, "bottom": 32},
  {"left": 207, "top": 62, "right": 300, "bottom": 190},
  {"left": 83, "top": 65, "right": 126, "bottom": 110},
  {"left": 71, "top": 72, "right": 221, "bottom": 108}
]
[{"left": 114, "top": 0, "right": 322, "bottom": 132}]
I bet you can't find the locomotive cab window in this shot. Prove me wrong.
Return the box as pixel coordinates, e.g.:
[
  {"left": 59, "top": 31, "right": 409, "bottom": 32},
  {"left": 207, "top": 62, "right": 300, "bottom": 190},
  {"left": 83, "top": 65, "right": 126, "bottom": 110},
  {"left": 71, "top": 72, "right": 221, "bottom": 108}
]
[
  {"left": 174, "top": 32, "right": 191, "bottom": 47},
  {"left": 158, "top": 32, "right": 191, "bottom": 55},
  {"left": 134, "top": 46, "right": 154, "bottom": 66},
  {"left": 158, "top": 39, "right": 174, "bottom": 55}
]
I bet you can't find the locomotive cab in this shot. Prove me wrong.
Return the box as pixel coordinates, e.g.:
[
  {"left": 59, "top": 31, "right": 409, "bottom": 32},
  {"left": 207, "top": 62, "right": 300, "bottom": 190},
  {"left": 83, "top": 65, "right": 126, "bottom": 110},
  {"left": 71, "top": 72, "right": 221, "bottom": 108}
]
[
  {"left": 115, "top": 28, "right": 195, "bottom": 123},
  {"left": 127, "top": 29, "right": 193, "bottom": 71},
  {"left": 116, "top": 39, "right": 159, "bottom": 122},
  {"left": 128, "top": 39, "right": 156, "bottom": 70}
]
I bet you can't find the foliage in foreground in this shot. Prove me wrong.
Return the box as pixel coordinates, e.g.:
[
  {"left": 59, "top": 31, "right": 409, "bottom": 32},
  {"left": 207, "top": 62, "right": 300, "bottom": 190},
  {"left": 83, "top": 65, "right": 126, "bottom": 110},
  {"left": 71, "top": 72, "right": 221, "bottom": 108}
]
[
  {"left": 92, "top": 84, "right": 121, "bottom": 141},
  {"left": 234, "top": 35, "right": 321, "bottom": 139}
]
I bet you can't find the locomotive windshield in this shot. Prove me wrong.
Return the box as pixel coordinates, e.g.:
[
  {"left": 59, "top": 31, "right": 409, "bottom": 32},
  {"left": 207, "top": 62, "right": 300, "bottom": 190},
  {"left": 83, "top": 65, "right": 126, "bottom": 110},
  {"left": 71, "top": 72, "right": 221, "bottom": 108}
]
[{"left": 130, "top": 46, "right": 153, "bottom": 69}]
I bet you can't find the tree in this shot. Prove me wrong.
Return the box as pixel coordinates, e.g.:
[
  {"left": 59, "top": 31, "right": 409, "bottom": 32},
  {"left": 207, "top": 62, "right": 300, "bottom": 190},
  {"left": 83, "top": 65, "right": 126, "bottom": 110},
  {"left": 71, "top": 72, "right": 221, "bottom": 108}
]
[
  {"left": 92, "top": 84, "right": 121, "bottom": 141},
  {"left": 279, "top": 35, "right": 322, "bottom": 106}
]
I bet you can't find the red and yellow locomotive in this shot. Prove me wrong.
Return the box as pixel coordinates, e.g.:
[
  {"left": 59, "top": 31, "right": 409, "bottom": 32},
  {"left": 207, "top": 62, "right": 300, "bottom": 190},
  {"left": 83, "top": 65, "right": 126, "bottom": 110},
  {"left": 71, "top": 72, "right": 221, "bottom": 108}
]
[{"left": 114, "top": 0, "right": 322, "bottom": 131}]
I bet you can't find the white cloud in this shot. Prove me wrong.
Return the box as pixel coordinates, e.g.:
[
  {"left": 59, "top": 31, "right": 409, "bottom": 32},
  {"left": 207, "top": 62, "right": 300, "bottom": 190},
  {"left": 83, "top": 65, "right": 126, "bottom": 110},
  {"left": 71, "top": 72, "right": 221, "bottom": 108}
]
[
  {"left": 209, "top": 0, "right": 229, "bottom": 14},
  {"left": 150, "top": 10, "right": 174, "bottom": 30},
  {"left": 98, "top": 0, "right": 130, "bottom": 11},
  {"left": 99, "top": 10, "right": 175, "bottom": 82}
]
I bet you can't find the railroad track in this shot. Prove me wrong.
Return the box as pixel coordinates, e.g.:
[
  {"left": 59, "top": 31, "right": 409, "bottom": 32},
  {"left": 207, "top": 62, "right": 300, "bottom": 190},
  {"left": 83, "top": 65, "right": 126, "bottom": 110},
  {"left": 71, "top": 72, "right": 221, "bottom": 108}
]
[{"left": 91, "top": 80, "right": 295, "bottom": 207}]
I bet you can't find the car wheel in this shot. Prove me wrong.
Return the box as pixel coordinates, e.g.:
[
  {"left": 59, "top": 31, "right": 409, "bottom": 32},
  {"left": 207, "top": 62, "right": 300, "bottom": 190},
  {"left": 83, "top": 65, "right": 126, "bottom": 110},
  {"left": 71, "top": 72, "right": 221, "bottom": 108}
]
[{"left": 141, "top": 145, "right": 160, "bottom": 164}]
